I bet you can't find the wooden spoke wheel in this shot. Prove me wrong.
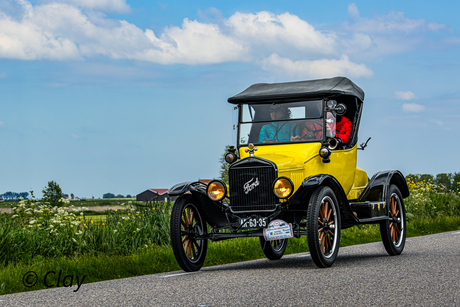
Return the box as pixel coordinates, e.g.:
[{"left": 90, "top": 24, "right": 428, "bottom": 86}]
[
  {"left": 307, "top": 186, "right": 341, "bottom": 268},
  {"left": 259, "top": 237, "right": 288, "bottom": 260},
  {"left": 170, "top": 195, "right": 207, "bottom": 272},
  {"left": 380, "top": 185, "right": 406, "bottom": 255}
]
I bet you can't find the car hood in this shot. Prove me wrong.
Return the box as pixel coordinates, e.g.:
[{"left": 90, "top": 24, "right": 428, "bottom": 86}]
[{"left": 257, "top": 148, "right": 320, "bottom": 172}]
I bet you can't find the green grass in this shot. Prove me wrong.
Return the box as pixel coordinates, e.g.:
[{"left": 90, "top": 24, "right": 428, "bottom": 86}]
[
  {"left": 83, "top": 215, "right": 107, "bottom": 222},
  {"left": 1, "top": 216, "right": 459, "bottom": 296}
]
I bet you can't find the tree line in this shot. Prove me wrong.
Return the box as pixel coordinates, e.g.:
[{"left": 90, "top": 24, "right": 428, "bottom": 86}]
[
  {"left": 103, "top": 193, "right": 133, "bottom": 199},
  {"left": 0, "top": 191, "right": 29, "bottom": 200},
  {"left": 406, "top": 172, "right": 460, "bottom": 193}
]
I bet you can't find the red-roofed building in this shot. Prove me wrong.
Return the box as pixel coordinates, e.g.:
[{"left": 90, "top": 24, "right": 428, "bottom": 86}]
[{"left": 136, "top": 188, "right": 173, "bottom": 202}]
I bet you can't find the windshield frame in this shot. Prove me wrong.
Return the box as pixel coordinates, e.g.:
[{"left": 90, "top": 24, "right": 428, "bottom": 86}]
[{"left": 237, "top": 99, "right": 332, "bottom": 147}]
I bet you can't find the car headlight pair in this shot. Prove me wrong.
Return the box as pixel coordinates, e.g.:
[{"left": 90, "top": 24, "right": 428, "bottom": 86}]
[{"left": 206, "top": 177, "right": 294, "bottom": 201}]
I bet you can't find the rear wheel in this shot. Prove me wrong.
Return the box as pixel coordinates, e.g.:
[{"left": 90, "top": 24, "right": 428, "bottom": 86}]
[
  {"left": 380, "top": 185, "right": 406, "bottom": 255},
  {"left": 307, "top": 186, "right": 341, "bottom": 268},
  {"left": 259, "top": 237, "right": 288, "bottom": 260},
  {"left": 170, "top": 195, "right": 207, "bottom": 272}
]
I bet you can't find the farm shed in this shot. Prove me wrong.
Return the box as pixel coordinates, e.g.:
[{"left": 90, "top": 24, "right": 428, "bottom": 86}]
[{"left": 136, "top": 189, "right": 172, "bottom": 202}]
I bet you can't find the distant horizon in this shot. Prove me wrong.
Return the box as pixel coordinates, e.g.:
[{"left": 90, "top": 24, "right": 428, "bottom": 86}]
[{"left": 1, "top": 171, "right": 458, "bottom": 200}]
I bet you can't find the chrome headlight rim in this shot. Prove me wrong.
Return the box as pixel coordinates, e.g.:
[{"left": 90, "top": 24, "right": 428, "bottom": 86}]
[
  {"left": 225, "top": 152, "right": 237, "bottom": 164},
  {"left": 272, "top": 176, "right": 294, "bottom": 199},
  {"left": 206, "top": 180, "right": 227, "bottom": 202}
]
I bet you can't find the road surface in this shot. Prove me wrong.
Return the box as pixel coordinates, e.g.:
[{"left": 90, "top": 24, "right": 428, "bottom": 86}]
[{"left": 1, "top": 231, "right": 459, "bottom": 306}]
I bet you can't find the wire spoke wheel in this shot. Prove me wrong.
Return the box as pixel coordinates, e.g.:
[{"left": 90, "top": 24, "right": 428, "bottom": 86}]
[
  {"left": 259, "top": 236, "right": 288, "bottom": 260},
  {"left": 380, "top": 185, "right": 406, "bottom": 256},
  {"left": 171, "top": 195, "right": 207, "bottom": 272},
  {"left": 307, "top": 186, "right": 341, "bottom": 268},
  {"left": 317, "top": 200, "right": 336, "bottom": 256}
]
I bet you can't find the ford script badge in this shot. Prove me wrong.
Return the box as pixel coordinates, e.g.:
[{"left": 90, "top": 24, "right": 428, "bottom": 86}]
[{"left": 243, "top": 177, "right": 259, "bottom": 194}]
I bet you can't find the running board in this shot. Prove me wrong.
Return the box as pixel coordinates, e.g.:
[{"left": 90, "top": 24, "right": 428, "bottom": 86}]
[
  {"left": 350, "top": 201, "right": 387, "bottom": 220},
  {"left": 356, "top": 216, "right": 388, "bottom": 224}
]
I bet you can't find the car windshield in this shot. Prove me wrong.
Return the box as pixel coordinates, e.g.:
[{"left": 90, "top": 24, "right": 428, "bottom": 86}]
[{"left": 238, "top": 100, "right": 337, "bottom": 145}]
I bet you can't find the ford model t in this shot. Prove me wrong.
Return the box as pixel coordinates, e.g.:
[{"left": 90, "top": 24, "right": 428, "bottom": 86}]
[{"left": 169, "top": 76, "right": 409, "bottom": 272}]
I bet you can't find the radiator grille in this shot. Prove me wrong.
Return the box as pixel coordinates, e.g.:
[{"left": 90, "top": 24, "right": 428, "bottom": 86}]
[{"left": 229, "top": 164, "right": 277, "bottom": 212}]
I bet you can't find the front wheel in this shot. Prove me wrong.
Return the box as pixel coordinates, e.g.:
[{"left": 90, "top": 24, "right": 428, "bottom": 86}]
[
  {"left": 170, "top": 195, "right": 208, "bottom": 272},
  {"left": 259, "top": 237, "right": 288, "bottom": 260},
  {"left": 307, "top": 186, "right": 341, "bottom": 268},
  {"left": 380, "top": 185, "right": 406, "bottom": 255}
]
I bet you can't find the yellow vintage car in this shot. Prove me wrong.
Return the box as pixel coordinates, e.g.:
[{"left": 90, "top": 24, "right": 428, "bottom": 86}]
[{"left": 169, "top": 76, "right": 409, "bottom": 272}]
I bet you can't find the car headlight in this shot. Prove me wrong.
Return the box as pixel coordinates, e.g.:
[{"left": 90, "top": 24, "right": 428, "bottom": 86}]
[
  {"left": 319, "top": 146, "right": 331, "bottom": 158},
  {"left": 273, "top": 177, "right": 294, "bottom": 199},
  {"left": 207, "top": 180, "right": 227, "bottom": 201},
  {"left": 225, "top": 152, "right": 237, "bottom": 164},
  {"left": 319, "top": 145, "right": 331, "bottom": 163}
]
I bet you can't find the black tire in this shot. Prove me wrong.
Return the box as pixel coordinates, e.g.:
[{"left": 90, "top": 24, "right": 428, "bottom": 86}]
[
  {"left": 307, "top": 186, "right": 341, "bottom": 268},
  {"left": 170, "top": 195, "right": 207, "bottom": 272},
  {"left": 259, "top": 237, "right": 288, "bottom": 260},
  {"left": 380, "top": 185, "right": 406, "bottom": 255}
]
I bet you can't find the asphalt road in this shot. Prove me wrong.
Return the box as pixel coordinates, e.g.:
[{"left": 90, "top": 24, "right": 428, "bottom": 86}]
[{"left": 1, "top": 231, "right": 460, "bottom": 306}]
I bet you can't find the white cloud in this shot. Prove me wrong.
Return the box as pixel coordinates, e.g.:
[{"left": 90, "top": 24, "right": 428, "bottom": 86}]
[
  {"left": 140, "top": 18, "right": 246, "bottom": 64},
  {"left": 226, "top": 11, "right": 337, "bottom": 55},
  {"left": 0, "top": 2, "right": 451, "bottom": 75},
  {"left": 395, "top": 91, "right": 417, "bottom": 100},
  {"left": 71, "top": 134, "right": 79, "bottom": 138},
  {"left": 347, "top": 3, "right": 360, "bottom": 20},
  {"left": 345, "top": 10, "right": 445, "bottom": 34},
  {"left": 402, "top": 103, "right": 425, "bottom": 113},
  {"left": 0, "top": 3, "right": 81, "bottom": 60},
  {"left": 0, "top": 4, "right": 341, "bottom": 66},
  {"left": 430, "top": 119, "right": 444, "bottom": 126},
  {"left": 0, "top": 121, "right": 4, "bottom": 127},
  {"left": 0, "top": 72, "right": 5, "bottom": 78},
  {"left": 40, "top": 0, "right": 131, "bottom": 13},
  {"left": 260, "top": 54, "right": 373, "bottom": 79},
  {"left": 339, "top": 6, "right": 448, "bottom": 59}
]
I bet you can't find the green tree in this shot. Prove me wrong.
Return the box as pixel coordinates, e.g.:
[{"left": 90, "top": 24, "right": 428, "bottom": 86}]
[
  {"left": 435, "top": 173, "right": 453, "bottom": 192},
  {"left": 219, "top": 145, "right": 233, "bottom": 185},
  {"left": 406, "top": 173, "right": 434, "bottom": 184},
  {"left": 103, "top": 193, "right": 115, "bottom": 199},
  {"left": 42, "top": 181, "right": 64, "bottom": 206},
  {"left": 452, "top": 172, "right": 460, "bottom": 193}
]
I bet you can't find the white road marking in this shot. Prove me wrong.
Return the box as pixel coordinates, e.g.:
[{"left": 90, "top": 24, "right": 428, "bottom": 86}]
[{"left": 161, "top": 272, "right": 198, "bottom": 278}]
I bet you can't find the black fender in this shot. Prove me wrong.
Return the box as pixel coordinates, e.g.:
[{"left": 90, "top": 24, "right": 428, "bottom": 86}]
[
  {"left": 169, "top": 181, "right": 207, "bottom": 196},
  {"left": 358, "top": 170, "right": 409, "bottom": 203},
  {"left": 169, "top": 181, "right": 228, "bottom": 227},
  {"left": 293, "top": 174, "right": 358, "bottom": 228}
]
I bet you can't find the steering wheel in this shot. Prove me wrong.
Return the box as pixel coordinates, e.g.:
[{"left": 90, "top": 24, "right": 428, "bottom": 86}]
[{"left": 293, "top": 120, "right": 322, "bottom": 141}]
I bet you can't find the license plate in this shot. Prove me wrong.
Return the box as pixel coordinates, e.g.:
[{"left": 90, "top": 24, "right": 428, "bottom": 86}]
[
  {"left": 239, "top": 217, "right": 268, "bottom": 229},
  {"left": 263, "top": 219, "right": 293, "bottom": 241}
]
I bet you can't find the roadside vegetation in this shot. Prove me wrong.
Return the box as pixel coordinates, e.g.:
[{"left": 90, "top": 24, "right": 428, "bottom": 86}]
[{"left": 1, "top": 174, "right": 459, "bottom": 295}]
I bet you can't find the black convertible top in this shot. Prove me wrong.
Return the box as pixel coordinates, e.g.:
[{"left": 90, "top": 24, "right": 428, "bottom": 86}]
[{"left": 228, "top": 76, "right": 364, "bottom": 104}]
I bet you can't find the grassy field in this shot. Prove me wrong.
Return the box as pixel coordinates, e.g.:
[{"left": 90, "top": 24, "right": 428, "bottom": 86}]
[
  {"left": 1, "top": 215, "right": 459, "bottom": 296},
  {"left": 0, "top": 198, "right": 135, "bottom": 208}
]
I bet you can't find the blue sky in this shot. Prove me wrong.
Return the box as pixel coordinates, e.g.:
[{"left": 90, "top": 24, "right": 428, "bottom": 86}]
[{"left": 1, "top": 0, "right": 460, "bottom": 198}]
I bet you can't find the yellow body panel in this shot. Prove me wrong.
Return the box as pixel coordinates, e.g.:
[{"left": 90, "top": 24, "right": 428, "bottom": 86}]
[
  {"left": 239, "top": 142, "right": 361, "bottom": 199},
  {"left": 347, "top": 167, "right": 369, "bottom": 200}
]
